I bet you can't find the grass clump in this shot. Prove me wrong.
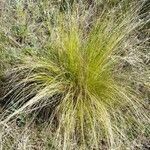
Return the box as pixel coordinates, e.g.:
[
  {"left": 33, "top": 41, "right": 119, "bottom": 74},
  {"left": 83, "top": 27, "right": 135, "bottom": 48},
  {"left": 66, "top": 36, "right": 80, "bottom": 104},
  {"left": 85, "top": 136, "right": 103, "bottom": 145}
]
[{"left": 0, "top": 0, "right": 149, "bottom": 150}]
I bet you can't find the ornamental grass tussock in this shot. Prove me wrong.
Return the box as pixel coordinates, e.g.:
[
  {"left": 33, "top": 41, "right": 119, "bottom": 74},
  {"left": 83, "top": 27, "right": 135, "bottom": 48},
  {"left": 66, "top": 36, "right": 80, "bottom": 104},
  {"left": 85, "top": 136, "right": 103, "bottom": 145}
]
[{"left": 0, "top": 0, "right": 150, "bottom": 149}]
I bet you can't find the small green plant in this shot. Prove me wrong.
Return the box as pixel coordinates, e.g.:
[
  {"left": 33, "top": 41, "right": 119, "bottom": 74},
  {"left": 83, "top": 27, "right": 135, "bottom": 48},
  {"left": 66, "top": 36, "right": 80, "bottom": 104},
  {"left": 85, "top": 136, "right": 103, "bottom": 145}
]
[{"left": 0, "top": 0, "right": 149, "bottom": 150}]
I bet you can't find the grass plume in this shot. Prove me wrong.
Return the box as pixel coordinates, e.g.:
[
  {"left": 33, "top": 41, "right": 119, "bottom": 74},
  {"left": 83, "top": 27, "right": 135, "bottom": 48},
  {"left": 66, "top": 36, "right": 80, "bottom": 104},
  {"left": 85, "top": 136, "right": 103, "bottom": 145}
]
[{"left": 0, "top": 0, "right": 149, "bottom": 149}]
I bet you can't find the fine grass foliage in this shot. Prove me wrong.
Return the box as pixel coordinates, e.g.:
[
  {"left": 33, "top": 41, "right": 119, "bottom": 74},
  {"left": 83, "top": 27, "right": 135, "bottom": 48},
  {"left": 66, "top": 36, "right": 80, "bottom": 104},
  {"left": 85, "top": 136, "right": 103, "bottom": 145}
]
[{"left": 0, "top": 0, "right": 150, "bottom": 150}]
